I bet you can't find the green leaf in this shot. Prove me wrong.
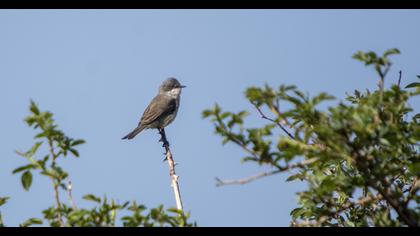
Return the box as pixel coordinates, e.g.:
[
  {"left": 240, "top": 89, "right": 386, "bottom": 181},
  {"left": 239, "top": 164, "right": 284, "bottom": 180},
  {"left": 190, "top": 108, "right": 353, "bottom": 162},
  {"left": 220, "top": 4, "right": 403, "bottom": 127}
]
[
  {"left": 34, "top": 131, "right": 47, "bottom": 139},
  {"left": 245, "top": 87, "right": 263, "bottom": 102},
  {"left": 29, "top": 100, "right": 40, "bottom": 115},
  {"left": 21, "top": 171, "right": 33, "bottom": 191},
  {"left": 167, "top": 207, "right": 183, "bottom": 214},
  {"left": 290, "top": 207, "right": 305, "bottom": 219},
  {"left": 213, "top": 103, "right": 221, "bottom": 115},
  {"left": 405, "top": 82, "right": 420, "bottom": 89},
  {"left": 83, "top": 194, "right": 101, "bottom": 203},
  {"left": 238, "top": 110, "right": 249, "bottom": 118},
  {"left": 219, "top": 112, "right": 231, "bottom": 120},
  {"left": 383, "top": 48, "right": 400, "bottom": 57},
  {"left": 69, "top": 149, "right": 79, "bottom": 157},
  {"left": 345, "top": 221, "right": 356, "bottom": 227},
  {"left": 52, "top": 166, "right": 68, "bottom": 180},
  {"left": 286, "top": 173, "right": 303, "bottom": 182},
  {"left": 40, "top": 170, "right": 54, "bottom": 178},
  {"left": 379, "top": 138, "right": 390, "bottom": 146},
  {"left": 20, "top": 218, "right": 43, "bottom": 227},
  {"left": 0, "top": 197, "right": 10, "bottom": 207},
  {"left": 12, "top": 164, "right": 36, "bottom": 174},
  {"left": 202, "top": 110, "right": 213, "bottom": 118},
  {"left": 352, "top": 51, "right": 366, "bottom": 61},
  {"left": 366, "top": 51, "right": 377, "bottom": 60},
  {"left": 71, "top": 139, "right": 86, "bottom": 146},
  {"left": 17, "top": 141, "right": 43, "bottom": 158}
]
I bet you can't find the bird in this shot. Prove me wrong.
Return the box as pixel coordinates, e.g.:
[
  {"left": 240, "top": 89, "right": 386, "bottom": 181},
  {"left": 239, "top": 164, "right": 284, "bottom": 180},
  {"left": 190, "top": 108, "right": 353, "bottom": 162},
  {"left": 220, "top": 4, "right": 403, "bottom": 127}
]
[{"left": 122, "top": 77, "right": 186, "bottom": 140}]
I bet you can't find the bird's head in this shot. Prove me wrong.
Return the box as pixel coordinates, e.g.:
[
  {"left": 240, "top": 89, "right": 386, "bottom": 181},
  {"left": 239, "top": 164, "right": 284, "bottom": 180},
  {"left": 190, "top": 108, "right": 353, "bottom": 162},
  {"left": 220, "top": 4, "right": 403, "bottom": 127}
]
[{"left": 159, "top": 77, "right": 186, "bottom": 97}]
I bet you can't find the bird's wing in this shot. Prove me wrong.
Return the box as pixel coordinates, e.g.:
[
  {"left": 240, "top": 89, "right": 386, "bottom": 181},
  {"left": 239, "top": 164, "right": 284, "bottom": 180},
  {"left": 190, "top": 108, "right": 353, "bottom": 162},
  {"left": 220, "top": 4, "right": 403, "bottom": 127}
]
[{"left": 139, "top": 94, "right": 176, "bottom": 126}]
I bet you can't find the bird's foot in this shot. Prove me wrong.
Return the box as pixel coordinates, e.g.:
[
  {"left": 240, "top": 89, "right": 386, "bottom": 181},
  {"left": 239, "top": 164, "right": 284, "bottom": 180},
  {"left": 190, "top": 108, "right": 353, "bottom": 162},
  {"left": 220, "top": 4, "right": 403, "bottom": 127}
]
[
  {"left": 158, "top": 139, "right": 169, "bottom": 147},
  {"left": 157, "top": 128, "right": 170, "bottom": 147}
]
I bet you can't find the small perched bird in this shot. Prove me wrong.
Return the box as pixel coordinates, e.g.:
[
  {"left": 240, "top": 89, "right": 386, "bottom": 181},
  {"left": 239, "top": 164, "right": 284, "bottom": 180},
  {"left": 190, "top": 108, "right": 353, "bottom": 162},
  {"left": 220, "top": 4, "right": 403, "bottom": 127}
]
[{"left": 122, "top": 77, "right": 186, "bottom": 140}]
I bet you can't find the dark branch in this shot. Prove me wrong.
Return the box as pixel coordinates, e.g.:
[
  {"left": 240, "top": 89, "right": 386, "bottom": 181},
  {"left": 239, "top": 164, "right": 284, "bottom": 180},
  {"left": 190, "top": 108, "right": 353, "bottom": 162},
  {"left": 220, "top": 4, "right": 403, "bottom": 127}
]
[
  {"left": 158, "top": 128, "right": 170, "bottom": 162},
  {"left": 398, "top": 70, "right": 402, "bottom": 88},
  {"left": 251, "top": 102, "right": 295, "bottom": 140}
]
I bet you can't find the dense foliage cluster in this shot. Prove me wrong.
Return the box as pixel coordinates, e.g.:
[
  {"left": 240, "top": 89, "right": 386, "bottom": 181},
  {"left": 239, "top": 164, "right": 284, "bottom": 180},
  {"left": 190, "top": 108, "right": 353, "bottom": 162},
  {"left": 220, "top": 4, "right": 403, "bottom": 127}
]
[{"left": 203, "top": 49, "right": 419, "bottom": 226}]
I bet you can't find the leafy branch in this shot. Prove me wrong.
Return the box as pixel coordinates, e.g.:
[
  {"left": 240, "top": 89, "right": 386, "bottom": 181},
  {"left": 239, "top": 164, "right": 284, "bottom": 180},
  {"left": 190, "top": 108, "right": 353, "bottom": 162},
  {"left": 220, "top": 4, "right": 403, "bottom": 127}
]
[
  {"left": 203, "top": 48, "right": 420, "bottom": 227},
  {"left": 5, "top": 100, "right": 195, "bottom": 227}
]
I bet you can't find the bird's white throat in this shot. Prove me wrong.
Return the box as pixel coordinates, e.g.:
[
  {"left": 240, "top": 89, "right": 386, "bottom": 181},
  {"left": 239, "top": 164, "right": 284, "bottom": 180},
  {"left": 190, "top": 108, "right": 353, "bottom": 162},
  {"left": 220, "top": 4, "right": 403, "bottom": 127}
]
[{"left": 166, "top": 88, "right": 182, "bottom": 98}]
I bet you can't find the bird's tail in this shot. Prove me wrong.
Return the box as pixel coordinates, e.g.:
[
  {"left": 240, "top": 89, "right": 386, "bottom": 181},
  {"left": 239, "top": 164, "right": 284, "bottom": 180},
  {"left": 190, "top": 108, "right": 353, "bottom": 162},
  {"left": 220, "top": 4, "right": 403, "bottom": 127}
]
[{"left": 122, "top": 126, "right": 145, "bottom": 140}]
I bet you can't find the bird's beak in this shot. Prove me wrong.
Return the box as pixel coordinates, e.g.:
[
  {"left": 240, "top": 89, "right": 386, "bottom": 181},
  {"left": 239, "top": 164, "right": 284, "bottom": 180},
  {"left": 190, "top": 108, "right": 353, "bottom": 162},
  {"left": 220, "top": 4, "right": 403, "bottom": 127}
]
[{"left": 180, "top": 85, "right": 187, "bottom": 88}]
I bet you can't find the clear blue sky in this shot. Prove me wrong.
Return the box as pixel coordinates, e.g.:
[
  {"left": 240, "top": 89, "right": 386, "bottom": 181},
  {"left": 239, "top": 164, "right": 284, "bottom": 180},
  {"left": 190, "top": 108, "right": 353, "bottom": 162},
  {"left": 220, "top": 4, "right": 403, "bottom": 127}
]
[{"left": 1, "top": 10, "right": 419, "bottom": 226}]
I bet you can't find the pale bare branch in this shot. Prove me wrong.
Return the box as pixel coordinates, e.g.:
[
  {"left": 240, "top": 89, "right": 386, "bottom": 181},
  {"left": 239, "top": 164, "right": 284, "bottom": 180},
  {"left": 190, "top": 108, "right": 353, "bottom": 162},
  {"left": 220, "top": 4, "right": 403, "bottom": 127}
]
[
  {"left": 215, "top": 170, "right": 281, "bottom": 187},
  {"left": 215, "top": 157, "right": 318, "bottom": 187},
  {"left": 158, "top": 128, "right": 183, "bottom": 211},
  {"left": 66, "top": 180, "right": 77, "bottom": 210}
]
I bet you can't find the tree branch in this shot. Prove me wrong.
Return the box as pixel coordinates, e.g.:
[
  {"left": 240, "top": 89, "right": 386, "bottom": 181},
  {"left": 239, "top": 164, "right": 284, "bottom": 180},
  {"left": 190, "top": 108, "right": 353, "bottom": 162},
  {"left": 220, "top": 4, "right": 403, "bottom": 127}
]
[
  {"left": 215, "top": 170, "right": 281, "bottom": 187},
  {"left": 215, "top": 115, "right": 261, "bottom": 161},
  {"left": 47, "top": 138, "right": 64, "bottom": 226},
  {"left": 158, "top": 128, "right": 183, "bottom": 211},
  {"left": 251, "top": 102, "right": 295, "bottom": 140},
  {"left": 215, "top": 157, "right": 318, "bottom": 187},
  {"left": 373, "top": 184, "right": 418, "bottom": 227},
  {"left": 359, "top": 164, "right": 419, "bottom": 227},
  {"left": 224, "top": 132, "right": 260, "bottom": 160}
]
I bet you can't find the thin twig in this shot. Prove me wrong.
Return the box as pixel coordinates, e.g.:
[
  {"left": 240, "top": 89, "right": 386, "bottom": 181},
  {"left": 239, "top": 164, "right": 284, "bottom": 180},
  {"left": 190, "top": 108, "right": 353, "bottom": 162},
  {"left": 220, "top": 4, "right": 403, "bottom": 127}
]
[
  {"left": 215, "top": 170, "right": 281, "bottom": 187},
  {"left": 224, "top": 132, "right": 260, "bottom": 160},
  {"left": 158, "top": 128, "right": 183, "bottom": 211},
  {"left": 66, "top": 180, "right": 77, "bottom": 210},
  {"left": 251, "top": 103, "right": 295, "bottom": 140},
  {"left": 47, "top": 138, "right": 64, "bottom": 226},
  {"left": 215, "top": 116, "right": 260, "bottom": 160},
  {"left": 397, "top": 70, "right": 402, "bottom": 88},
  {"left": 215, "top": 157, "right": 318, "bottom": 187},
  {"left": 271, "top": 102, "right": 290, "bottom": 126},
  {"left": 378, "top": 64, "right": 391, "bottom": 106}
]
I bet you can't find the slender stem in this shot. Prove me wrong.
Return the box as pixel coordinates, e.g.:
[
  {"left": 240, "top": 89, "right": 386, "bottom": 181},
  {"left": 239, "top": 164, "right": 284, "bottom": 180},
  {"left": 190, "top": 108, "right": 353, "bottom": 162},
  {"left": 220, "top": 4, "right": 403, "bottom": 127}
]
[
  {"left": 251, "top": 103, "right": 295, "bottom": 140},
  {"left": 66, "top": 180, "right": 77, "bottom": 210},
  {"left": 378, "top": 64, "right": 390, "bottom": 106},
  {"left": 47, "top": 138, "right": 64, "bottom": 226},
  {"left": 215, "top": 114, "right": 260, "bottom": 160},
  {"left": 397, "top": 70, "right": 402, "bottom": 88},
  {"left": 158, "top": 128, "right": 183, "bottom": 211}
]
